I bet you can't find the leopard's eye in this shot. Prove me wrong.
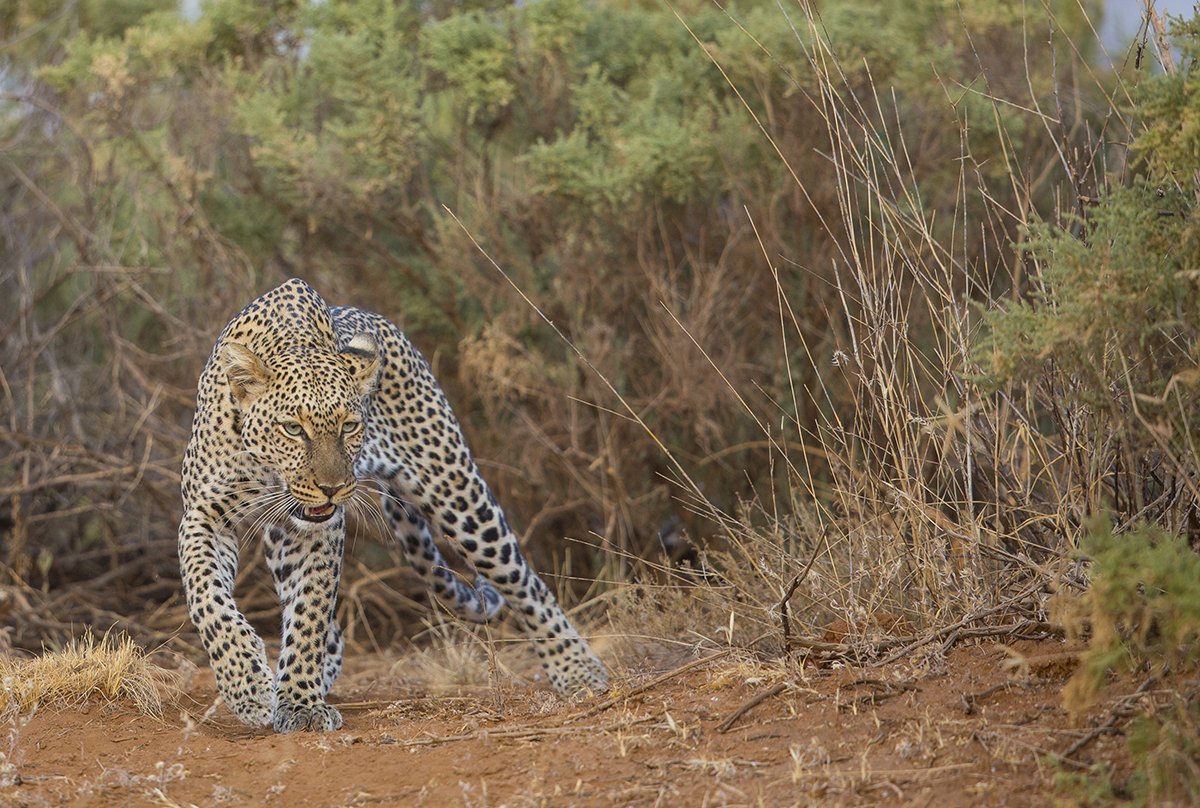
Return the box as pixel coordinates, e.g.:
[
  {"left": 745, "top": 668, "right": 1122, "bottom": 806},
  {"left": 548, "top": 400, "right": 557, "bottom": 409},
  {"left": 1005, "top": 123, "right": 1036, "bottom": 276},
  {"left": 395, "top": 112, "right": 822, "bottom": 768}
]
[
  {"left": 281, "top": 421, "right": 304, "bottom": 438},
  {"left": 341, "top": 420, "right": 361, "bottom": 435}
]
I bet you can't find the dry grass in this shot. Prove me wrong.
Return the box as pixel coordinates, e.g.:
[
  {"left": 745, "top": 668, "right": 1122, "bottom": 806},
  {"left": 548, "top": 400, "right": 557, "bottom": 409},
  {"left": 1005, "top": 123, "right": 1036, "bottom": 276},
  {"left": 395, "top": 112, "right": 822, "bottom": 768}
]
[
  {"left": 386, "top": 618, "right": 514, "bottom": 693},
  {"left": 0, "top": 631, "right": 182, "bottom": 720},
  {"left": 451, "top": 0, "right": 1080, "bottom": 662},
  {"left": 0, "top": 2, "right": 1189, "bottom": 801},
  {"left": 0, "top": 3, "right": 1180, "bottom": 756},
  {"left": 430, "top": 0, "right": 1160, "bottom": 685},
  {"left": 611, "top": 2, "right": 1142, "bottom": 657}
]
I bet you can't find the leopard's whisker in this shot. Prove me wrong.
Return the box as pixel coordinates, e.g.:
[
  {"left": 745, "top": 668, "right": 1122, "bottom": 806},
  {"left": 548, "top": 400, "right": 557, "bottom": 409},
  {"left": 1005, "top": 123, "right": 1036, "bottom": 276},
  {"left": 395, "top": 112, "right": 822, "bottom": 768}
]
[
  {"left": 355, "top": 480, "right": 419, "bottom": 513},
  {"left": 239, "top": 492, "right": 295, "bottom": 549},
  {"left": 226, "top": 487, "right": 290, "bottom": 521},
  {"left": 349, "top": 489, "right": 392, "bottom": 542},
  {"left": 346, "top": 495, "right": 385, "bottom": 553}
]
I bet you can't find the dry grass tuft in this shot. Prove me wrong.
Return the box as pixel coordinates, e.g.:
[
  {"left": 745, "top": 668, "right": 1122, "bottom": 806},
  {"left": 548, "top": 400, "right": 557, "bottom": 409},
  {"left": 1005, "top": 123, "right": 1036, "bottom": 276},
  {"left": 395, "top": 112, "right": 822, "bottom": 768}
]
[
  {"left": 387, "top": 617, "right": 524, "bottom": 693},
  {"left": 0, "top": 631, "right": 182, "bottom": 720}
]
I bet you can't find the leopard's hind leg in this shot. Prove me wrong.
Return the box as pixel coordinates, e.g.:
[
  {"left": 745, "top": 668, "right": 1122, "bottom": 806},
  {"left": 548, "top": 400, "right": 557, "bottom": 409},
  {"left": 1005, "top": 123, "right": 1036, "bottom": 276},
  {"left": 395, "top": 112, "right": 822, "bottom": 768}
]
[{"left": 379, "top": 477, "right": 504, "bottom": 623}]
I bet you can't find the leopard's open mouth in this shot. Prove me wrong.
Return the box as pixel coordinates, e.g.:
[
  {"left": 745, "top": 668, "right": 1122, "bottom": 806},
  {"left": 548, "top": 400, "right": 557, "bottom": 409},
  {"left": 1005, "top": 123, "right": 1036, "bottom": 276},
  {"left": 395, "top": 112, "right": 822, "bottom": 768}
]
[{"left": 294, "top": 503, "right": 337, "bottom": 523}]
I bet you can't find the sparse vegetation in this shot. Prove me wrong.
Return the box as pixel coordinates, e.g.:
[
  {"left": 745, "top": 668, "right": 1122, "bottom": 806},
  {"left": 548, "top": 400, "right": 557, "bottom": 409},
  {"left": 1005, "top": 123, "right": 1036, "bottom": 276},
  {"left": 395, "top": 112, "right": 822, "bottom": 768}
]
[
  {"left": 2, "top": 0, "right": 1200, "bottom": 802},
  {"left": 0, "top": 0, "right": 1105, "bottom": 642}
]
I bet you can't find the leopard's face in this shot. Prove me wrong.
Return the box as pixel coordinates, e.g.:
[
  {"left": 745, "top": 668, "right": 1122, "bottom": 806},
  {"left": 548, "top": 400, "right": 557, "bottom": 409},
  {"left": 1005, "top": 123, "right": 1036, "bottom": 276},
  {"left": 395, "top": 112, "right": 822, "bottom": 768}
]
[{"left": 222, "top": 335, "right": 379, "bottom": 525}]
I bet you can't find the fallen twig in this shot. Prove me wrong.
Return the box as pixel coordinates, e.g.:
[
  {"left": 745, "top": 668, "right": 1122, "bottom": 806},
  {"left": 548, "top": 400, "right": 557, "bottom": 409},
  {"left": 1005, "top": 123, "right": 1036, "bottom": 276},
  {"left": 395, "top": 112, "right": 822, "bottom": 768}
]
[
  {"left": 572, "top": 647, "right": 735, "bottom": 720},
  {"left": 715, "top": 681, "right": 790, "bottom": 733},
  {"left": 872, "top": 584, "right": 1049, "bottom": 666},
  {"left": 1058, "top": 676, "right": 1157, "bottom": 761},
  {"left": 400, "top": 713, "right": 655, "bottom": 748},
  {"left": 839, "top": 679, "right": 917, "bottom": 711},
  {"left": 785, "top": 637, "right": 854, "bottom": 655},
  {"left": 960, "top": 679, "right": 1033, "bottom": 715},
  {"left": 784, "top": 583, "right": 1055, "bottom": 667}
]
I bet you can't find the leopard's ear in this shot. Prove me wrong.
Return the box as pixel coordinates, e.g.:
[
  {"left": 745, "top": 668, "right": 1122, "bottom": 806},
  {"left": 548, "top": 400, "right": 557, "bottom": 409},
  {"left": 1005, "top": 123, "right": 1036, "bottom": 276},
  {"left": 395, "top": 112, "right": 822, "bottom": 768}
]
[
  {"left": 220, "top": 341, "right": 273, "bottom": 405},
  {"left": 341, "top": 333, "right": 380, "bottom": 397}
]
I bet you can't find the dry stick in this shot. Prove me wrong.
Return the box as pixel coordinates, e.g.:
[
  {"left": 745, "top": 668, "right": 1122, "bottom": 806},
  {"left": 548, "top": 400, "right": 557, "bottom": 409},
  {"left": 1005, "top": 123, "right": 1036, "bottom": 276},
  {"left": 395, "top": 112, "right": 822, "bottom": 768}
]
[
  {"left": 840, "top": 681, "right": 917, "bottom": 711},
  {"left": 786, "top": 637, "right": 853, "bottom": 655},
  {"left": 779, "top": 529, "right": 826, "bottom": 648},
  {"left": 934, "top": 620, "right": 1059, "bottom": 650},
  {"left": 873, "top": 620, "right": 1057, "bottom": 665},
  {"left": 784, "top": 619, "right": 1053, "bottom": 667},
  {"left": 871, "top": 584, "right": 1044, "bottom": 666},
  {"left": 1059, "top": 676, "right": 1158, "bottom": 761},
  {"left": 571, "top": 648, "right": 735, "bottom": 721},
  {"left": 1145, "top": 1, "right": 1177, "bottom": 75},
  {"left": 400, "top": 713, "right": 656, "bottom": 749},
  {"left": 335, "top": 696, "right": 479, "bottom": 712},
  {"left": 961, "top": 679, "right": 1034, "bottom": 716},
  {"left": 715, "top": 681, "right": 790, "bottom": 734}
]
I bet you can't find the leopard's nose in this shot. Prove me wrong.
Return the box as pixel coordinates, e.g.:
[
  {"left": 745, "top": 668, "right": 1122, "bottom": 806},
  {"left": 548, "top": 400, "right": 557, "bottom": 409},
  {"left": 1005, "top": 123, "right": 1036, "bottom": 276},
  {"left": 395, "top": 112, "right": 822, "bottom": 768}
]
[{"left": 317, "top": 482, "right": 351, "bottom": 500}]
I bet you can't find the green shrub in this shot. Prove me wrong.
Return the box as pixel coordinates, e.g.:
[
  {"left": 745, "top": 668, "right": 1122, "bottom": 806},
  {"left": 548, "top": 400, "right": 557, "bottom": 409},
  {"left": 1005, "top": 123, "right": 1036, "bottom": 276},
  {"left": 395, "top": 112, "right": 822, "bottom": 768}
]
[
  {"left": 0, "top": 0, "right": 1121, "bottom": 654},
  {"left": 1061, "top": 520, "right": 1200, "bottom": 804},
  {"left": 978, "top": 183, "right": 1197, "bottom": 401},
  {"left": 975, "top": 10, "right": 1200, "bottom": 539},
  {"left": 1067, "top": 520, "right": 1200, "bottom": 706},
  {"left": 976, "top": 11, "right": 1200, "bottom": 803}
]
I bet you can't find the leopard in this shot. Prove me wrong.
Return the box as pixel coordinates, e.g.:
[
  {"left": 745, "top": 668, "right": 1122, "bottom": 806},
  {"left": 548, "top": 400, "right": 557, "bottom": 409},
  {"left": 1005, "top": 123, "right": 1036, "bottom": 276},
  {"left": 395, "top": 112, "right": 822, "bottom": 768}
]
[{"left": 178, "top": 278, "right": 608, "bottom": 733}]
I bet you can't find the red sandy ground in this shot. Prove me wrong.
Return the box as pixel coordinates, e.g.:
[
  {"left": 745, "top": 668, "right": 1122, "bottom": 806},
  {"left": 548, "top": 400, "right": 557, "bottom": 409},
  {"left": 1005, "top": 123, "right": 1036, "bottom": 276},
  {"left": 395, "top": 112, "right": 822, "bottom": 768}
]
[{"left": 1, "top": 639, "right": 1131, "bottom": 807}]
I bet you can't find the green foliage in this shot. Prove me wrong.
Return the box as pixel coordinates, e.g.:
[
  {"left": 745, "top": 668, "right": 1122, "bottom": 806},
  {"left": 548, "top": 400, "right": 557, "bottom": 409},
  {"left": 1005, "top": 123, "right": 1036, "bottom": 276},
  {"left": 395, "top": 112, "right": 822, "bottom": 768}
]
[
  {"left": 1068, "top": 520, "right": 1200, "bottom": 705},
  {"left": 978, "top": 17, "right": 1200, "bottom": 801},
  {"left": 978, "top": 7, "right": 1200, "bottom": 399},
  {"left": 0, "top": 0, "right": 1127, "bottom": 644},
  {"left": 1136, "top": 14, "right": 1200, "bottom": 183},
  {"left": 1053, "top": 765, "right": 1120, "bottom": 808},
  {"left": 26, "top": 0, "right": 1079, "bottom": 284},
  {"left": 977, "top": 184, "right": 1197, "bottom": 395},
  {"left": 1061, "top": 520, "right": 1200, "bottom": 804},
  {"left": 974, "top": 12, "right": 1200, "bottom": 545},
  {"left": 421, "top": 10, "right": 515, "bottom": 124},
  {"left": 236, "top": 6, "right": 426, "bottom": 213},
  {"left": 0, "top": 0, "right": 173, "bottom": 47},
  {"left": 1124, "top": 695, "right": 1200, "bottom": 806}
]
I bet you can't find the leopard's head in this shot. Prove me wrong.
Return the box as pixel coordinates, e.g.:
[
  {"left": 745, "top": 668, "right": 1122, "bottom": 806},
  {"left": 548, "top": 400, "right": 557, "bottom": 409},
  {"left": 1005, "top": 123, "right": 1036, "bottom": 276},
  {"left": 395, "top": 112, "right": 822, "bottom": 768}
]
[{"left": 220, "top": 333, "right": 380, "bottom": 525}]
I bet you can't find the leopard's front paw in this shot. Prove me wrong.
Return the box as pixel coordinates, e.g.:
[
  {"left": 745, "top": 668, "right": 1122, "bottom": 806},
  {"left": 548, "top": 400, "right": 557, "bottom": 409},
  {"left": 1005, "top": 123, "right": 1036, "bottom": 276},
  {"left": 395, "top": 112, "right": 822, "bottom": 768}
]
[
  {"left": 222, "top": 674, "right": 275, "bottom": 728},
  {"left": 273, "top": 700, "right": 343, "bottom": 733}
]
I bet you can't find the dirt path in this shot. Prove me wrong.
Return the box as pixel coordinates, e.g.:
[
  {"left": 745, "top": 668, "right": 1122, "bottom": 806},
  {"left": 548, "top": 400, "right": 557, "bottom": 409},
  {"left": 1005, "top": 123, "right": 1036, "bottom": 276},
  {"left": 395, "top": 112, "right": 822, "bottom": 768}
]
[{"left": 1, "top": 639, "right": 1125, "bottom": 807}]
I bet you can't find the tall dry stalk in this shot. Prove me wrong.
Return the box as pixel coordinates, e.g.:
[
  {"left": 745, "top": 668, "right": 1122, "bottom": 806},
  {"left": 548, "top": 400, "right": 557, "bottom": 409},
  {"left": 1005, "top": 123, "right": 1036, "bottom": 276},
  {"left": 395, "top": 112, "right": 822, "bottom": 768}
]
[{"left": 584, "top": 1, "right": 1156, "bottom": 658}]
